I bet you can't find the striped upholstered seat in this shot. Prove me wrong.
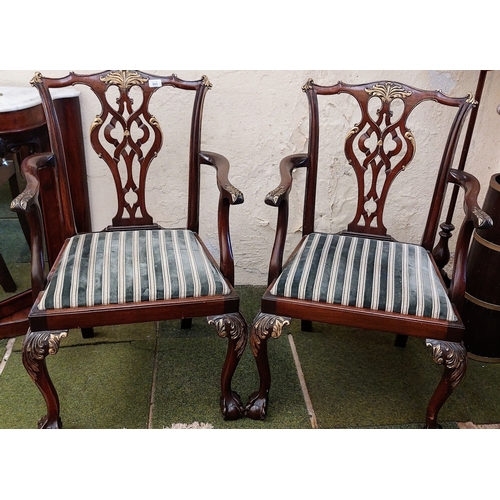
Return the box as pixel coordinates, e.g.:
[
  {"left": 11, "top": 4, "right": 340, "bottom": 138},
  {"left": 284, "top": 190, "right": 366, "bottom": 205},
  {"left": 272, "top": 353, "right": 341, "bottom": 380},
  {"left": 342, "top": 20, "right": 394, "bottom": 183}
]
[
  {"left": 38, "top": 229, "right": 231, "bottom": 310},
  {"left": 270, "top": 233, "right": 457, "bottom": 322}
]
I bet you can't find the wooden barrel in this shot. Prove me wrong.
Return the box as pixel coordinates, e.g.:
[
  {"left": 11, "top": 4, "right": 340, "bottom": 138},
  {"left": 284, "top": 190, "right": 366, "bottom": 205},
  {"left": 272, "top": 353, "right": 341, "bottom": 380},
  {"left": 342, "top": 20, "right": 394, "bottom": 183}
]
[{"left": 463, "top": 173, "right": 500, "bottom": 362}]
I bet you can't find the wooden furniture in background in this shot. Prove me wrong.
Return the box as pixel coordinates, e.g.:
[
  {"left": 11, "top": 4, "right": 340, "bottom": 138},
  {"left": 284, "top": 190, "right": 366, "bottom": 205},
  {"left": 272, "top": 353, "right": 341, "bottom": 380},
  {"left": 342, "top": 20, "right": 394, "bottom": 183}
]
[
  {"left": 0, "top": 159, "right": 20, "bottom": 293},
  {"left": 463, "top": 173, "right": 500, "bottom": 361},
  {"left": 246, "top": 79, "right": 491, "bottom": 428},
  {"left": 0, "top": 85, "right": 90, "bottom": 339}
]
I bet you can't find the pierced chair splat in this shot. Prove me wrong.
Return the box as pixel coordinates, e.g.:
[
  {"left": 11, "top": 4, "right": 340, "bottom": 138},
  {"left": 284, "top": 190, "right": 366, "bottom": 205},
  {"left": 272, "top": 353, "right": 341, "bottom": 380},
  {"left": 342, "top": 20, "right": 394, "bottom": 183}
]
[
  {"left": 12, "top": 70, "right": 247, "bottom": 428},
  {"left": 245, "top": 79, "right": 491, "bottom": 428}
]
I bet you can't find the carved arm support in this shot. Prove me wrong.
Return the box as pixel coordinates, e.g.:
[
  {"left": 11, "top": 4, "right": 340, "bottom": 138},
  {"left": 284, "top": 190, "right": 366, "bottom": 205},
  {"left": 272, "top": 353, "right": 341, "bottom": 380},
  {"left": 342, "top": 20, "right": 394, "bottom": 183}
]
[
  {"left": 447, "top": 168, "right": 492, "bottom": 310},
  {"left": 266, "top": 154, "right": 309, "bottom": 285},
  {"left": 199, "top": 151, "right": 244, "bottom": 286},
  {"left": 10, "top": 153, "right": 55, "bottom": 299}
]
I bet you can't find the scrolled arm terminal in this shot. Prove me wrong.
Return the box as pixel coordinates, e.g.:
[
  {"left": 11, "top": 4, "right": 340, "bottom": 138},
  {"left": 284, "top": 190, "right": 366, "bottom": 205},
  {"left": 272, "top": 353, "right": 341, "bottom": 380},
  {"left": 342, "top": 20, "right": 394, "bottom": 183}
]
[
  {"left": 199, "top": 151, "right": 244, "bottom": 205},
  {"left": 264, "top": 154, "right": 309, "bottom": 207},
  {"left": 448, "top": 169, "right": 493, "bottom": 229}
]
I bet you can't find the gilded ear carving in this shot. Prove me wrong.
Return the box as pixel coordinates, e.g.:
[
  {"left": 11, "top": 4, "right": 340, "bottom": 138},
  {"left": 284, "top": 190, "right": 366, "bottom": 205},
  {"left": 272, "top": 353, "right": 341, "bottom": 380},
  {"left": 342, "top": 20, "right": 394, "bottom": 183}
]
[
  {"left": 30, "top": 72, "right": 43, "bottom": 86},
  {"left": 302, "top": 79, "right": 314, "bottom": 92},
  {"left": 202, "top": 75, "right": 213, "bottom": 88},
  {"left": 466, "top": 93, "right": 478, "bottom": 105}
]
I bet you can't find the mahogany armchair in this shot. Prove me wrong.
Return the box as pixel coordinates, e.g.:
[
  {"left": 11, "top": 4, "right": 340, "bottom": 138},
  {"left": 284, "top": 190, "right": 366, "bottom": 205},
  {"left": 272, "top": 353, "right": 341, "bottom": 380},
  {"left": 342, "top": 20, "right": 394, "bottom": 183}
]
[
  {"left": 245, "top": 79, "right": 491, "bottom": 428},
  {"left": 12, "top": 70, "right": 247, "bottom": 428}
]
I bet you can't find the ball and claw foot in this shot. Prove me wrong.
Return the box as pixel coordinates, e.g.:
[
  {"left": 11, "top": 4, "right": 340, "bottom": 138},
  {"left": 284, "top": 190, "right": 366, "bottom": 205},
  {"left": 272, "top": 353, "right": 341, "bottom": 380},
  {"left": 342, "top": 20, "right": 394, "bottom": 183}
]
[
  {"left": 245, "top": 391, "right": 268, "bottom": 420},
  {"left": 38, "top": 414, "right": 62, "bottom": 429},
  {"left": 221, "top": 391, "right": 245, "bottom": 421}
]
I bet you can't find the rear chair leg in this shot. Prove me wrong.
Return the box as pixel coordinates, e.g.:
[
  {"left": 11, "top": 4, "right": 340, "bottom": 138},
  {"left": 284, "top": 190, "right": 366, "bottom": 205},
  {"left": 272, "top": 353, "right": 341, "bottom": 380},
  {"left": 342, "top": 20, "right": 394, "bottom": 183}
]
[
  {"left": 180, "top": 318, "right": 193, "bottom": 329},
  {"left": 208, "top": 312, "right": 248, "bottom": 420},
  {"left": 425, "top": 339, "right": 467, "bottom": 429},
  {"left": 245, "top": 311, "right": 290, "bottom": 420},
  {"left": 22, "top": 329, "right": 68, "bottom": 429}
]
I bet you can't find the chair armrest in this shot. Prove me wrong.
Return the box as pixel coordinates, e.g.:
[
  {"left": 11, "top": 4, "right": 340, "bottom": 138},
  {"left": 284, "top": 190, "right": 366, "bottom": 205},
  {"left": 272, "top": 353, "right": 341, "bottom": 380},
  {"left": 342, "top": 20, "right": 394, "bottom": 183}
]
[
  {"left": 266, "top": 154, "right": 309, "bottom": 285},
  {"left": 265, "top": 154, "right": 309, "bottom": 207},
  {"left": 448, "top": 169, "right": 492, "bottom": 229},
  {"left": 199, "top": 151, "right": 244, "bottom": 205},
  {"left": 199, "top": 151, "right": 244, "bottom": 286},
  {"left": 10, "top": 153, "right": 54, "bottom": 298},
  {"left": 447, "top": 168, "right": 493, "bottom": 311},
  {"left": 11, "top": 153, "right": 53, "bottom": 212}
]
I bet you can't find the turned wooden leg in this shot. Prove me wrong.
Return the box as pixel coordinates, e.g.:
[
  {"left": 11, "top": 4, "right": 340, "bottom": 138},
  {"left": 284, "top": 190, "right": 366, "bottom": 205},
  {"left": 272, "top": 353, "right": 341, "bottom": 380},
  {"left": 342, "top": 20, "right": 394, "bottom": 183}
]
[
  {"left": 245, "top": 311, "right": 290, "bottom": 420},
  {"left": 207, "top": 312, "right": 248, "bottom": 420},
  {"left": 425, "top": 339, "right": 467, "bottom": 429},
  {"left": 22, "top": 329, "right": 68, "bottom": 429}
]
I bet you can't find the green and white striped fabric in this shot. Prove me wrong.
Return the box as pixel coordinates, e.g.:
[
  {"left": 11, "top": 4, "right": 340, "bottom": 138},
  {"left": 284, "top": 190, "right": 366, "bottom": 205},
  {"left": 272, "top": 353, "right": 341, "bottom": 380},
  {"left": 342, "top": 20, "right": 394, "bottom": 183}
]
[
  {"left": 38, "top": 229, "right": 231, "bottom": 310},
  {"left": 270, "top": 233, "right": 457, "bottom": 322}
]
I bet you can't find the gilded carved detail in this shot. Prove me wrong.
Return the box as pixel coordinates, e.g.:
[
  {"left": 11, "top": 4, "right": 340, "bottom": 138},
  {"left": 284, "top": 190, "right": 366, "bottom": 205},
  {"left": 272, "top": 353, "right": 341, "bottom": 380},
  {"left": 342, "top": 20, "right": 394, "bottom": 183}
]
[
  {"left": 208, "top": 312, "right": 248, "bottom": 358},
  {"left": 90, "top": 116, "right": 103, "bottom": 133},
  {"left": 11, "top": 189, "right": 36, "bottom": 212},
  {"left": 405, "top": 130, "right": 416, "bottom": 148},
  {"left": 100, "top": 70, "right": 148, "bottom": 90},
  {"left": 265, "top": 185, "right": 287, "bottom": 205},
  {"left": 30, "top": 72, "right": 43, "bottom": 85},
  {"left": 250, "top": 311, "right": 291, "bottom": 356},
  {"left": 149, "top": 116, "right": 160, "bottom": 128},
  {"left": 426, "top": 339, "right": 467, "bottom": 389},
  {"left": 302, "top": 79, "right": 314, "bottom": 92},
  {"left": 202, "top": 75, "right": 213, "bottom": 88},
  {"left": 466, "top": 93, "right": 477, "bottom": 105},
  {"left": 22, "top": 330, "right": 68, "bottom": 381},
  {"left": 366, "top": 82, "right": 412, "bottom": 102},
  {"left": 472, "top": 206, "right": 492, "bottom": 228},
  {"left": 346, "top": 126, "right": 360, "bottom": 142},
  {"left": 223, "top": 183, "right": 244, "bottom": 204}
]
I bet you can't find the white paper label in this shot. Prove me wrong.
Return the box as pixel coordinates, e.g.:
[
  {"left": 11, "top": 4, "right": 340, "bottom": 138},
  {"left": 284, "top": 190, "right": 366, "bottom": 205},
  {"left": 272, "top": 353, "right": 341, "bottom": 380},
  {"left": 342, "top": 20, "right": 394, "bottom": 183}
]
[{"left": 149, "top": 79, "right": 162, "bottom": 88}]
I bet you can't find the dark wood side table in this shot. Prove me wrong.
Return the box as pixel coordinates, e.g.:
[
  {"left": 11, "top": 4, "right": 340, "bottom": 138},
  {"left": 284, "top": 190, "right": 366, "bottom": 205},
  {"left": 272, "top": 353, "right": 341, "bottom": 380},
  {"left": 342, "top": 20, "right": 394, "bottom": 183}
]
[{"left": 0, "top": 85, "right": 90, "bottom": 338}]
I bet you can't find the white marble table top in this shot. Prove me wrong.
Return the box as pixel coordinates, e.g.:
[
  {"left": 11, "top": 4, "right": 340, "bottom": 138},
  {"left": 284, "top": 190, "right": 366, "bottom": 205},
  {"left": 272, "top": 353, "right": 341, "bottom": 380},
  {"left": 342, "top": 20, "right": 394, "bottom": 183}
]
[{"left": 0, "top": 86, "right": 80, "bottom": 113}]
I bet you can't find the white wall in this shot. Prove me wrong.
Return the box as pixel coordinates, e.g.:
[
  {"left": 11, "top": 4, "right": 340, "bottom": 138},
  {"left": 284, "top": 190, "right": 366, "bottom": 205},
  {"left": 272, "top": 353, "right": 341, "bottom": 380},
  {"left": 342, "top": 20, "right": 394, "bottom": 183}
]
[{"left": 2, "top": 70, "right": 500, "bottom": 285}]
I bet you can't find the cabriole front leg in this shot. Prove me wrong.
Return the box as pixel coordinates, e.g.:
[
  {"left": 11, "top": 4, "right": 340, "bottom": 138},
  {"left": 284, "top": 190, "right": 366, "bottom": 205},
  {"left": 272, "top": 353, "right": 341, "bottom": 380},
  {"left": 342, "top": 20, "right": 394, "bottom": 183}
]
[
  {"left": 22, "top": 329, "right": 68, "bottom": 429},
  {"left": 245, "top": 311, "right": 290, "bottom": 420},
  {"left": 208, "top": 312, "right": 248, "bottom": 420},
  {"left": 425, "top": 339, "right": 468, "bottom": 429}
]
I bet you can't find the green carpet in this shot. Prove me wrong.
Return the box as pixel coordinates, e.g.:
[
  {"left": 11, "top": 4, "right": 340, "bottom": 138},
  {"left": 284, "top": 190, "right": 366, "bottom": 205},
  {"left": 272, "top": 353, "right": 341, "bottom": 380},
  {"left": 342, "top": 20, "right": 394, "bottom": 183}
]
[
  {"left": 0, "top": 180, "right": 16, "bottom": 219},
  {"left": 0, "top": 178, "right": 31, "bottom": 300},
  {"left": 0, "top": 220, "right": 30, "bottom": 264},
  {"left": 1, "top": 285, "right": 500, "bottom": 429},
  {"left": 289, "top": 321, "right": 500, "bottom": 428}
]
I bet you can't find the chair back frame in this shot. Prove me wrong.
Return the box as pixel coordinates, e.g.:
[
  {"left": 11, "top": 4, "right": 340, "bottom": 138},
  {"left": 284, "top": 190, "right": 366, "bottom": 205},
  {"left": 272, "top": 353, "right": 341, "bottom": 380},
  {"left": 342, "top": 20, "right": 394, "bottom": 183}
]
[
  {"left": 302, "top": 79, "right": 476, "bottom": 250},
  {"left": 30, "top": 70, "right": 212, "bottom": 238}
]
